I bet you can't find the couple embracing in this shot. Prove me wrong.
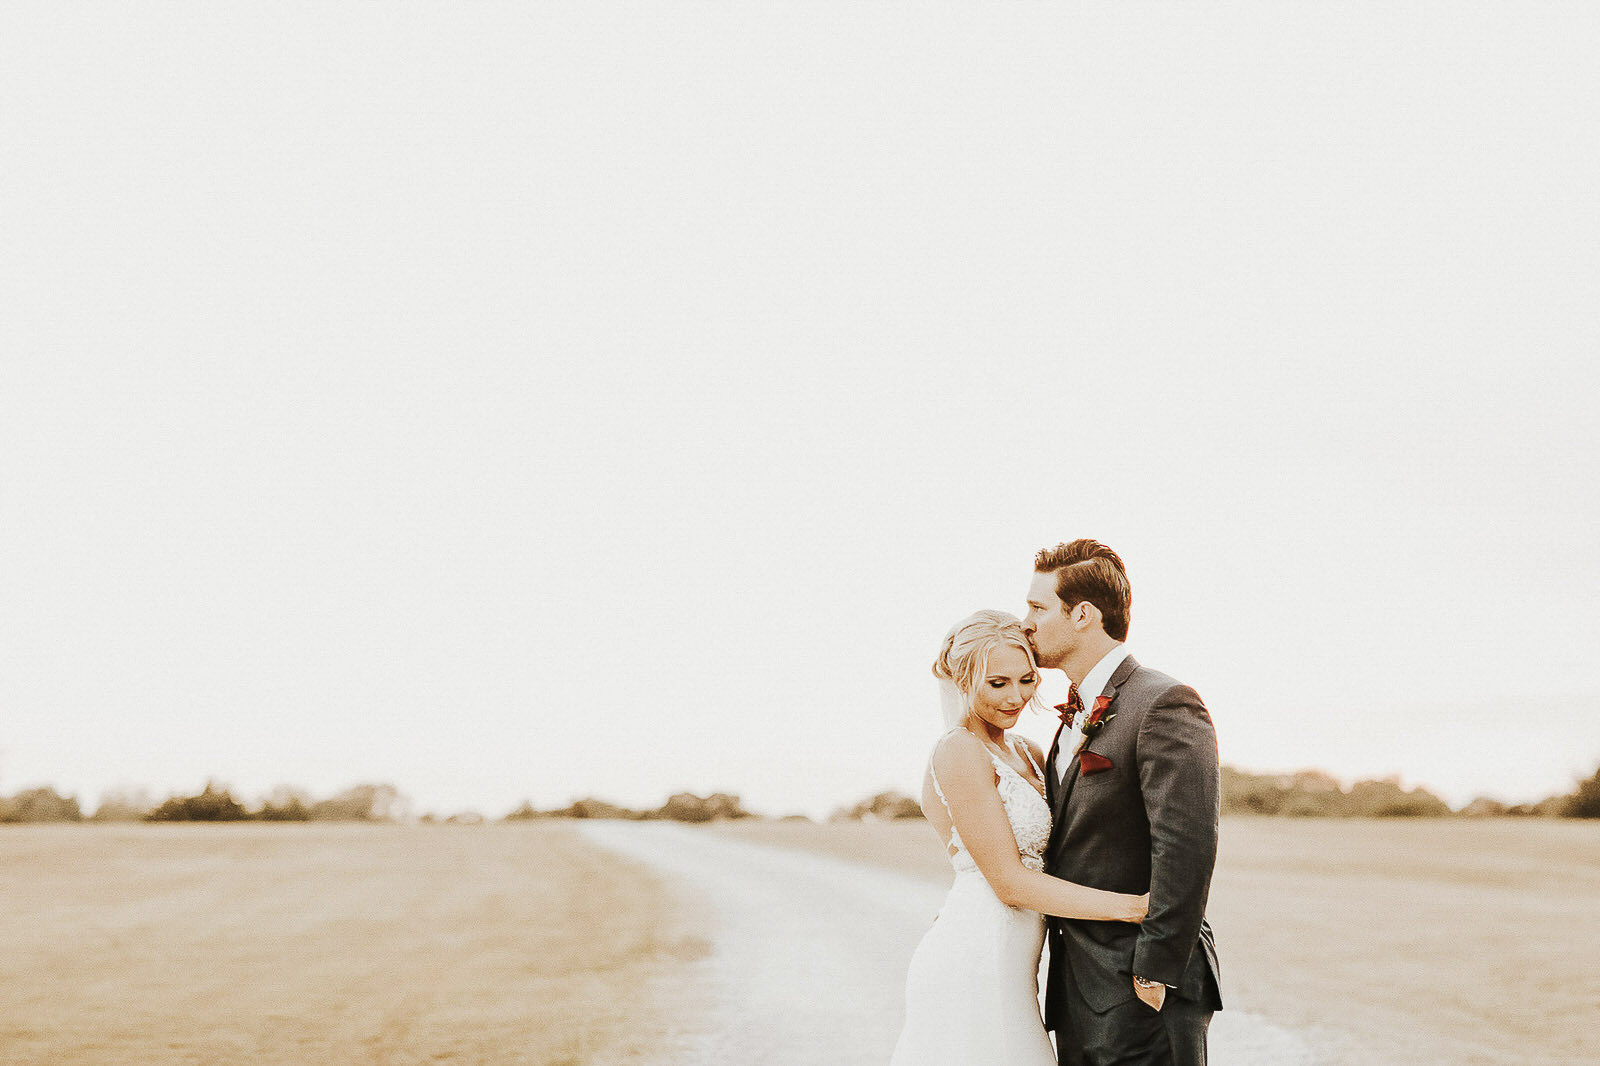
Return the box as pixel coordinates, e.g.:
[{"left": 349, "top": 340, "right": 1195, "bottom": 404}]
[{"left": 890, "top": 540, "right": 1223, "bottom": 1066}]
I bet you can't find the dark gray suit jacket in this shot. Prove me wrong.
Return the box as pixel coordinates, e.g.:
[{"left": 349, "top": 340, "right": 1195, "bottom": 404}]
[{"left": 1043, "top": 655, "right": 1223, "bottom": 1024}]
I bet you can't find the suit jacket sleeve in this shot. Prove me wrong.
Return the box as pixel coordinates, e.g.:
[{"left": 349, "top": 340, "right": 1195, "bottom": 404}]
[{"left": 1131, "top": 683, "right": 1220, "bottom": 986}]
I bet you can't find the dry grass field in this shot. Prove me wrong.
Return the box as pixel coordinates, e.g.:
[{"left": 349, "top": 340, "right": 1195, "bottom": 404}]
[
  {"left": 0, "top": 822, "right": 708, "bottom": 1066},
  {"left": 713, "top": 816, "right": 1600, "bottom": 1065},
  {"left": 7, "top": 817, "right": 1594, "bottom": 1066}
]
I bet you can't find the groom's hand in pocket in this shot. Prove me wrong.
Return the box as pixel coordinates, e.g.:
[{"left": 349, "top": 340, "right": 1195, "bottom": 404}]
[{"left": 1133, "top": 976, "right": 1166, "bottom": 1012}]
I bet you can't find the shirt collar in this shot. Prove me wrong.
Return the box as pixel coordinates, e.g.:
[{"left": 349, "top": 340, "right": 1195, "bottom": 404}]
[{"left": 1080, "top": 643, "right": 1131, "bottom": 703}]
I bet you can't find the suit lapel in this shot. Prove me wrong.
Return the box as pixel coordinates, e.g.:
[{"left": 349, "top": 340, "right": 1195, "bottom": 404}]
[
  {"left": 1095, "top": 654, "right": 1140, "bottom": 718},
  {"left": 1048, "top": 655, "right": 1141, "bottom": 846},
  {"left": 1044, "top": 722, "right": 1063, "bottom": 812}
]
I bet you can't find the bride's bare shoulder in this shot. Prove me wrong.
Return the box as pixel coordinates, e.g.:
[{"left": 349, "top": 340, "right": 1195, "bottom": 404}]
[{"left": 931, "top": 729, "right": 992, "bottom": 779}]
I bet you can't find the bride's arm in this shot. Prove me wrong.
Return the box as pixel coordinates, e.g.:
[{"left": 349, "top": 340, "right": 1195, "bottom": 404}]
[{"left": 932, "top": 731, "right": 1146, "bottom": 922}]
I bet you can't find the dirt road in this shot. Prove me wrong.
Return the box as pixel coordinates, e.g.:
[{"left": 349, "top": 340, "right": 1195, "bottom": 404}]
[{"left": 582, "top": 821, "right": 1319, "bottom": 1065}]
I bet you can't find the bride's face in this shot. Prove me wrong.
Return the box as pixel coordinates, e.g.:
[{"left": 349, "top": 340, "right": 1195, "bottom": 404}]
[{"left": 968, "top": 642, "right": 1039, "bottom": 730}]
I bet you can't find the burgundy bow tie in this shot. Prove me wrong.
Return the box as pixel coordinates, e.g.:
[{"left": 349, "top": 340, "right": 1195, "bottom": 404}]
[{"left": 1054, "top": 684, "right": 1084, "bottom": 727}]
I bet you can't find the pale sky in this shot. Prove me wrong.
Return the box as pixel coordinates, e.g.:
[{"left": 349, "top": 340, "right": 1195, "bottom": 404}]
[{"left": 3, "top": 4, "right": 1597, "bottom": 819}]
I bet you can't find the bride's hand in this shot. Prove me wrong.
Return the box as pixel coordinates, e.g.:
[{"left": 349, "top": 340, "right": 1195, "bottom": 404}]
[{"left": 1131, "top": 892, "right": 1150, "bottom": 923}]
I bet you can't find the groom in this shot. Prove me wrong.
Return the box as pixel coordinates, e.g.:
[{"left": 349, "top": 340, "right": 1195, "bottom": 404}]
[{"left": 1023, "top": 540, "right": 1223, "bottom": 1066}]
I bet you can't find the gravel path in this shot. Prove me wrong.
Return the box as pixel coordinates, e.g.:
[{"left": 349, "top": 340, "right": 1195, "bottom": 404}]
[{"left": 581, "top": 821, "right": 1323, "bottom": 1065}]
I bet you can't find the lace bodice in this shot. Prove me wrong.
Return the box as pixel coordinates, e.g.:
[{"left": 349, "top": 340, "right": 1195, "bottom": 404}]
[{"left": 929, "top": 729, "right": 1052, "bottom": 875}]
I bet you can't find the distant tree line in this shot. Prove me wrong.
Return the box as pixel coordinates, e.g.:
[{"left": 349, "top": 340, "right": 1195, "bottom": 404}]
[
  {"left": 1221, "top": 765, "right": 1600, "bottom": 818},
  {"left": 4, "top": 765, "right": 1599, "bottom": 824},
  {"left": 831, "top": 791, "right": 924, "bottom": 821},
  {"left": 503, "top": 791, "right": 755, "bottom": 823},
  {"left": 0, "top": 786, "right": 83, "bottom": 823},
  {"left": 1566, "top": 766, "right": 1600, "bottom": 818},
  {"left": 1221, "top": 768, "right": 1450, "bottom": 816},
  {"left": 0, "top": 784, "right": 758, "bottom": 825},
  {"left": 822, "top": 765, "right": 1600, "bottom": 822},
  {"left": 0, "top": 782, "right": 408, "bottom": 824}
]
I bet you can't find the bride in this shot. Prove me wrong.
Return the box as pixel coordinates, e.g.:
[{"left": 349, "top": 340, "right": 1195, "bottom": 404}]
[{"left": 889, "top": 610, "right": 1147, "bottom": 1065}]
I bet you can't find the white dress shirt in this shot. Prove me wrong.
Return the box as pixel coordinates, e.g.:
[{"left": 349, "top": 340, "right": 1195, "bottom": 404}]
[{"left": 1056, "top": 643, "right": 1131, "bottom": 782}]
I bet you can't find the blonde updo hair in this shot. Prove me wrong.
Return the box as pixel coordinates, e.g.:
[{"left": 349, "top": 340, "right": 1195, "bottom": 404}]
[{"left": 932, "top": 609, "right": 1041, "bottom": 729}]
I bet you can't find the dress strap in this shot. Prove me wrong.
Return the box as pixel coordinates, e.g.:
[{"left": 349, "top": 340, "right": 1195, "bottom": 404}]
[
  {"left": 928, "top": 760, "right": 953, "bottom": 816},
  {"left": 928, "top": 731, "right": 959, "bottom": 820},
  {"left": 928, "top": 730, "right": 965, "bottom": 856},
  {"left": 1014, "top": 736, "right": 1045, "bottom": 779}
]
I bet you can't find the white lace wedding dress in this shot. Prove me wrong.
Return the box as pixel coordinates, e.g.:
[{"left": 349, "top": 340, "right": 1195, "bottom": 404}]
[{"left": 888, "top": 729, "right": 1057, "bottom": 1065}]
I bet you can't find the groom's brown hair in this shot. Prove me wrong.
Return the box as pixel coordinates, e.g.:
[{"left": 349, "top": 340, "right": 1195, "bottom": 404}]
[{"left": 1033, "top": 539, "right": 1132, "bottom": 642}]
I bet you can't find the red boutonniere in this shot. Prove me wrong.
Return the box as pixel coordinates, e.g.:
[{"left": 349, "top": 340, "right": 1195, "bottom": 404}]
[
  {"left": 1077, "top": 697, "right": 1117, "bottom": 776},
  {"left": 1082, "top": 695, "right": 1115, "bottom": 740},
  {"left": 1079, "top": 750, "right": 1114, "bottom": 775}
]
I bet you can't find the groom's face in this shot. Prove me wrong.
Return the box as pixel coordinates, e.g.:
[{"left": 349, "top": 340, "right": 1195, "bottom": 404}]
[{"left": 1022, "top": 571, "right": 1078, "bottom": 669}]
